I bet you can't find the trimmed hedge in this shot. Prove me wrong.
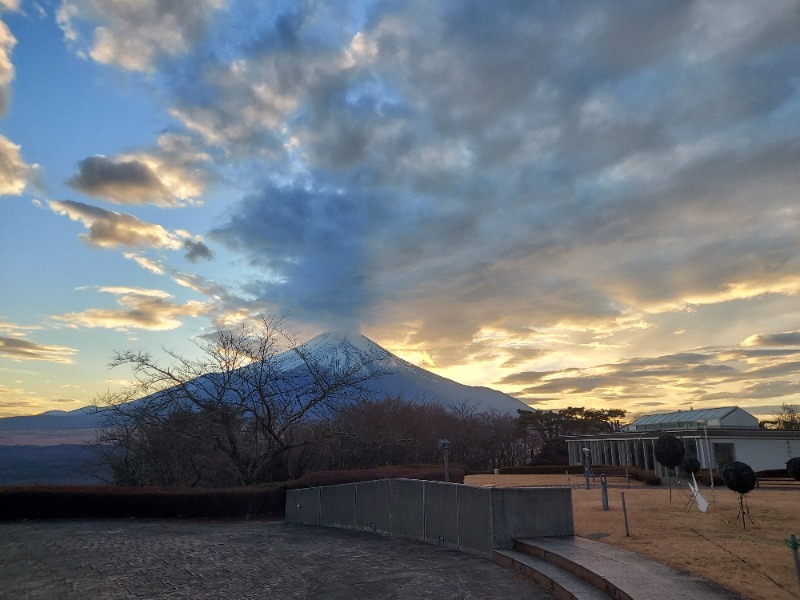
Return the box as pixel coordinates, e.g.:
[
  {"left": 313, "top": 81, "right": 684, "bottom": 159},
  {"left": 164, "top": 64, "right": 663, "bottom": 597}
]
[
  {"left": 287, "top": 465, "right": 463, "bottom": 489},
  {"left": 695, "top": 469, "right": 725, "bottom": 487},
  {"left": 626, "top": 466, "right": 662, "bottom": 486},
  {"left": 498, "top": 465, "right": 586, "bottom": 475},
  {"left": 756, "top": 468, "right": 788, "bottom": 478},
  {"left": 0, "top": 466, "right": 456, "bottom": 521},
  {"left": 496, "top": 464, "right": 662, "bottom": 485},
  {"left": 0, "top": 485, "right": 287, "bottom": 521}
]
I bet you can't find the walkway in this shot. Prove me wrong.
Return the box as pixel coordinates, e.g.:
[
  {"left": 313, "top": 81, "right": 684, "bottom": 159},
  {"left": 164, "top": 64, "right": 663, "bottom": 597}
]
[{"left": 0, "top": 520, "right": 554, "bottom": 599}]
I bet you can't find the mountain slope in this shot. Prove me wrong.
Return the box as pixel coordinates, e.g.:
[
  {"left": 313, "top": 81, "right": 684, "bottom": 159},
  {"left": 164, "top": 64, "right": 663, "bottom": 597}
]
[
  {"left": 298, "top": 331, "right": 530, "bottom": 414},
  {"left": 0, "top": 332, "right": 529, "bottom": 444}
]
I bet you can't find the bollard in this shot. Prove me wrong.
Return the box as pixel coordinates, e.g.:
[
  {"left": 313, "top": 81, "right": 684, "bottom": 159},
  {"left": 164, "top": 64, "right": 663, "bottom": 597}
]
[
  {"left": 601, "top": 475, "right": 609, "bottom": 511},
  {"left": 584, "top": 467, "right": 590, "bottom": 490},
  {"left": 789, "top": 533, "right": 800, "bottom": 591},
  {"left": 621, "top": 492, "right": 630, "bottom": 537}
]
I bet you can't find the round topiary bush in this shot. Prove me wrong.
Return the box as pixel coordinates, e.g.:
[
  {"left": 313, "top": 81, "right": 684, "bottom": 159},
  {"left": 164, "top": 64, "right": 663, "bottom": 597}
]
[
  {"left": 787, "top": 457, "right": 800, "bottom": 481},
  {"left": 681, "top": 456, "right": 701, "bottom": 475},
  {"left": 723, "top": 461, "right": 757, "bottom": 494},
  {"left": 654, "top": 435, "right": 686, "bottom": 468}
]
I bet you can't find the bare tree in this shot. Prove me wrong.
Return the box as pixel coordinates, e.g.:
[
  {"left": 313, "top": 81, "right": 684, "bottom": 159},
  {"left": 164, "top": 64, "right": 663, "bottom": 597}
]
[
  {"left": 761, "top": 403, "right": 800, "bottom": 431},
  {"left": 95, "top": 317, "right": 379, "bottom": 486}
]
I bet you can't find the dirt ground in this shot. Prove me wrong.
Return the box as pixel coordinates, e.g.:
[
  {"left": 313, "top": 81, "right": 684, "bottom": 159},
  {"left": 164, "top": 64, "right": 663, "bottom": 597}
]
[{"left": 465, "top": 473, "right": 800, "bottom": 600}]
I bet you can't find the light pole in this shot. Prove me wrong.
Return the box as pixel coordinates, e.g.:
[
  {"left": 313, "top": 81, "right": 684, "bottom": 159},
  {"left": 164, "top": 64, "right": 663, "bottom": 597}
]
[
  {"left": 698, "top": 420, "right": 715, "bottom": 501},
  {"left": 583, "top": 447, "right": 591, "bottom": 489},
  {"left": 438, "top": 439, "right": 451, "bottom": 482}
]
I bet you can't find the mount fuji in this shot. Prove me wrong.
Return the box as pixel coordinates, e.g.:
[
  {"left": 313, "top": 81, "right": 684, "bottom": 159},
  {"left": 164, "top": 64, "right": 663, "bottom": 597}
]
[
  {"left": 292, "top": 331, "right": 530, "bottom": 414},
  {"left": 0, "top": 331, "right": 530, "bottom": 446}
]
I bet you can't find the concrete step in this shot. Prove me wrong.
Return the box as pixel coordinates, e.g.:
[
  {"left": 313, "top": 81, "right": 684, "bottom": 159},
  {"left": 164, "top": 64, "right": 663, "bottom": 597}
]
[
  {"left": 512, "top": 536, "right": 742, "bottom": 600},
  {"left": 494, "top": 549, "right": 608, "bottom": 600}
]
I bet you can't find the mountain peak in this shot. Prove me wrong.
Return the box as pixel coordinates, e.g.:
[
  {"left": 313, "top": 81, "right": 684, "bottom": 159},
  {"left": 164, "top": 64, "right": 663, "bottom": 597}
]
[{"left": 297, "top": 331, "right": 530, "bottom": 414}]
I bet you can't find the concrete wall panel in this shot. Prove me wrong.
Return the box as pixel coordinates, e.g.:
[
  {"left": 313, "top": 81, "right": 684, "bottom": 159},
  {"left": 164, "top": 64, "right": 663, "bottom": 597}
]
[
  {"left": 491, "top": 486, "right": 574, "bottom": 549},
  {"left": 354, "top": 479, "right": 392, "bottom": 534},
  {"left": 285, "top": 479, "right": 574, "bottom": 558},
  {"left": 455, "top": 484, "right": 492, "bottom": 556},
  {"left": 422, "top": 481, "right": 459, "bottom": 549},
  {"left": 389, "top": 478, "right": 425, "bottom": 539},
  {"left": 285, "top": 487, "right": 320, "bottom": 525},
  {"left": 320, "top": 484, "right": 356, "bottom": 529}
]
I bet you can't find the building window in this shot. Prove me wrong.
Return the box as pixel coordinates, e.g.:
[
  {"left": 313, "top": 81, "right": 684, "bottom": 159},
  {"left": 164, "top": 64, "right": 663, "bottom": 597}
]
[{"left": 713, "top": 443, "right": 735, "bottom": 470}]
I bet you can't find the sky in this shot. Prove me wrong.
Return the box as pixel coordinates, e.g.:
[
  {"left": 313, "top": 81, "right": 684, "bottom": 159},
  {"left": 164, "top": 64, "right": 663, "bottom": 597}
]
[{"left": 2, "top": 0, "right": 800, "bottom": 422}]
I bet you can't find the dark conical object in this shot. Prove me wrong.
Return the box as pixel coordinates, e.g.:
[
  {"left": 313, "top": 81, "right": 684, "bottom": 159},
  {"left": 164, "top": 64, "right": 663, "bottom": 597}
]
[
  {"left": 723, "top": 461, "right": 757, "bottom": 495},
  {"left": 681, "top": 456, "right": 700, "bottom": 475},
  {"left": 654, "top": 434, "right": 685, "bottom": 468},
  {"left": 785, "top": 456, "right": 800, "bottom": 481}
]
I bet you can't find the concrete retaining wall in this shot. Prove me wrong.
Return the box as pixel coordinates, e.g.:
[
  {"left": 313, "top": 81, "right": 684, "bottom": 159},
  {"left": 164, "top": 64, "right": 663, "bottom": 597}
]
[{"left": 285, "top": 479, "right": 573, "bottom": 557}]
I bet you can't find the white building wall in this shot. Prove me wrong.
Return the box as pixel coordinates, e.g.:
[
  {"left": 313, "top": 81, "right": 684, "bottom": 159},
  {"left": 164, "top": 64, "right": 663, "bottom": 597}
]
[
  {"left": 728, "top": 437, "right": 800, "bottom": 472},
  {"left": 567, "top": 434, "right": 800, "bottom": 473}
]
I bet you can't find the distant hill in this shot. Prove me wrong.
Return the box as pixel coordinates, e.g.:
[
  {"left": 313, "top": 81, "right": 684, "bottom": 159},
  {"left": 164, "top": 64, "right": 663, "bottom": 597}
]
[{"left": 0, "top": 444, "right": 110, "bottom": 486}]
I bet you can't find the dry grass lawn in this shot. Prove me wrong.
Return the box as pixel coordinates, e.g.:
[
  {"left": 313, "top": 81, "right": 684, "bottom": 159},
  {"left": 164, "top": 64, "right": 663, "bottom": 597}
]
[{"left": 465, "top": 473, "right": 800, "bottom": 600}]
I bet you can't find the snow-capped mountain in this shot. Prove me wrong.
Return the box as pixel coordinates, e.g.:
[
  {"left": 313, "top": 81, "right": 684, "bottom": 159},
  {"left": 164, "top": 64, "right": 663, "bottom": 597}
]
[
  {"left": 295, "top": 331, "right": 530, "bottom": 414},
  {"left": 0, "top": 332, "right": 530, "bottom": 444}
]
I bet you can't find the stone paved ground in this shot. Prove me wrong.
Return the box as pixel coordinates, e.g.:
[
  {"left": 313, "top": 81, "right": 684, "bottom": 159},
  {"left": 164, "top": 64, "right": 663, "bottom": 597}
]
[{"left": 0, "top": 520, "right": 554, "bottom": 599}]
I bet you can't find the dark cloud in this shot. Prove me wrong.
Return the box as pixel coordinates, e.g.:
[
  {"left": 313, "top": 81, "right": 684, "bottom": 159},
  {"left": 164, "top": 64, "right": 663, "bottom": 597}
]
[
  {"left": 67, "top": 156, "right": 169, "bottom": 205},
  {"left": 0, "top": 335, "right": 77, "bottom": 363},
  {"left": 211, "top": 182, "right": 384, "bottom": 330},
  {"left": 183, "top": 239, "right": 214, "bottom": 262},
  {"left": 744, "top": 331, "right": 800, "bottom": 347}
]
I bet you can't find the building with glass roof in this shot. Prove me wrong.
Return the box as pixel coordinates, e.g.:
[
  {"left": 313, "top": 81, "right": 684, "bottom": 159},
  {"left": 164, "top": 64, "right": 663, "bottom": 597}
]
[
  {"left": 565, "top": 406, "right": 800, "bottom": 477},
  {"left": 626, "top": 406, "right": 758, "bottom": 432}
]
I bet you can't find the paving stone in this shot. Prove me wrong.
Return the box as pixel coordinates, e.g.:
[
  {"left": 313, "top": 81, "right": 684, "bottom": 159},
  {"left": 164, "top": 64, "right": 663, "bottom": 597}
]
[{"left": 0, "top": 520, "right": 554, "bottom": 599}]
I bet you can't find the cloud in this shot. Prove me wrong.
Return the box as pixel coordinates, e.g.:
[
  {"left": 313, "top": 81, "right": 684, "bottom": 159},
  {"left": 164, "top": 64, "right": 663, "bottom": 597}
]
[
  {"left": 0, "top": 320, "right": 77, "bottom": 363},
  {"left": 123, "top": 252, "right": 164, "bottom": 275},
  {"left": 48, "top": 199, "right": 185, "bottom": 249},
  {"left": 37, "top": 2, "right": 800, "bottom": 417},
  {"left": 0, "top": 134, "right": 28, "bottom": 195},
  {"left": 0, "top": 15, "right": 15, "bottom": 115},
  {"left": 742, "top": 331, "right": 800, "bottom": 347},
  {"left": 188, "top": 2, "right": 800, "bottom": 358},
  {"left": 183, "top": 239, "right": 213, "bottom": 262},
  {"left": 53, "top": 286, "right": 208, "bottom": 331},
  {"left": 66, "top": 135, "right": 209, "bottom": 207},
  {"left": 58, "top": 0, "right": 226, "bottom": 72},
  {"left": 48, "top": 199, "right": 212, "bottom": 262}
]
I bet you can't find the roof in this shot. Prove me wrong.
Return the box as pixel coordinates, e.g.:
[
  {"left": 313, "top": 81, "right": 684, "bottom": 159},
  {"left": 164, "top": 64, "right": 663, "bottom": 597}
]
[{"left": 627, "top": 406, "right": 757, "bottom": 431}]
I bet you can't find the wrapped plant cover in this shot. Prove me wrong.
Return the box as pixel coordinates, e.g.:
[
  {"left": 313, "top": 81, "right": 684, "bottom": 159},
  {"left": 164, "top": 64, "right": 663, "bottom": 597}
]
[
  {"left": 654, "top": 435, "right": 686, "bottom": 468},
  {"left": 786, "top": 456, "right": 800, "bottom": 481},
  {"left": 681, "top": 456, "right": 700, "bottom": 474},
  {"left": 723, "top": 461, "right": 757, "bottom": 494}
]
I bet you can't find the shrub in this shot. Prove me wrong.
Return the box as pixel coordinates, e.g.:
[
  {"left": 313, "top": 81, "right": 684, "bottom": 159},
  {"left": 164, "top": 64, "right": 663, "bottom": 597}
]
[
  {"left": 287, "top": 466, "right": 461, "bottom": 489},
  {"left": 0, "top": 485, "right": 286, "bottom": 521},
  {"left": 787, "top": 457, "right": 800, "bottom": 481},
  {"left": 626, "top": 466, "right": 662, "bottom": 486},
  {"left": 498, "top": 465, "right": 585, "bottom": 475},
  {"left": 696, "top": 469, "right": 725, "bottom": 487},
  {"left": 755, "top": 468, "right": 788, "bottom": 478}
]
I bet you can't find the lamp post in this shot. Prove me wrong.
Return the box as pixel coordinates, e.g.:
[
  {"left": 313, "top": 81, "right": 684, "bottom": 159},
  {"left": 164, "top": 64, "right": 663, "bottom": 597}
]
[
  {"left": 583, "top": 447, "right": 591, "bottom": 489},
  {"left": 438, "top": 439, "right": 451, "bottom": 482},
  {"left": 698, "top": 420, "right": 715, "bottom": 501}
]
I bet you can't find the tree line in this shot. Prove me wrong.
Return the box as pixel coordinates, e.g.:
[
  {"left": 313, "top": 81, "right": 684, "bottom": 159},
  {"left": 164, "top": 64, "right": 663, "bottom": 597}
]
[{"left": 92, "top": 319, "right": 625, "bottom": 487}]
